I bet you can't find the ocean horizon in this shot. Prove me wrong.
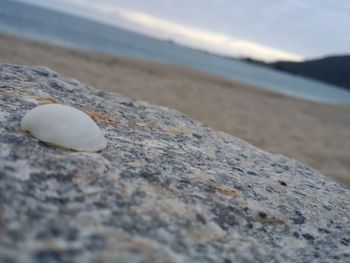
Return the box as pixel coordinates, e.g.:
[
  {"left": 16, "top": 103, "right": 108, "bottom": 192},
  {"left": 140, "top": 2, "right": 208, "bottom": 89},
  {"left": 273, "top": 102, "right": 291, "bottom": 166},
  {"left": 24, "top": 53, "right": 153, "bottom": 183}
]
[{"left": 2, "top": 0, "right": 350, "bottom": 104}]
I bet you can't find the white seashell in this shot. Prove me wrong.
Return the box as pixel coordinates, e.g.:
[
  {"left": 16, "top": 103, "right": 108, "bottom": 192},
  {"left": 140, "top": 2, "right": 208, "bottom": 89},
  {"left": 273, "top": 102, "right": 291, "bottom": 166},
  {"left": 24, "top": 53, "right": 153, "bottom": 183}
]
[{"left": 21, "top": 104, "right": 107, "bottom": 152}]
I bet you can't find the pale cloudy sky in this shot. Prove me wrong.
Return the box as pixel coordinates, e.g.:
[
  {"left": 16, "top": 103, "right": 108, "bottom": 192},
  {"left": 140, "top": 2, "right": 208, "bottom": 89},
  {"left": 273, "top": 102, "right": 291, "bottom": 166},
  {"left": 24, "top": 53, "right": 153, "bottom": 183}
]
[{"left": 16, "top": 0, "right": 350, "bottom": 62}]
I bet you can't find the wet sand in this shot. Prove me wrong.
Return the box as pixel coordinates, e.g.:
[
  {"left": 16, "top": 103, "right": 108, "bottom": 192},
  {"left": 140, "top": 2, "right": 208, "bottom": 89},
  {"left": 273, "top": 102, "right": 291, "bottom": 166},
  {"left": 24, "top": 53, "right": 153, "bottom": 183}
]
[{"left": 1, "top": 33, "right": 350, "bottom": 187}]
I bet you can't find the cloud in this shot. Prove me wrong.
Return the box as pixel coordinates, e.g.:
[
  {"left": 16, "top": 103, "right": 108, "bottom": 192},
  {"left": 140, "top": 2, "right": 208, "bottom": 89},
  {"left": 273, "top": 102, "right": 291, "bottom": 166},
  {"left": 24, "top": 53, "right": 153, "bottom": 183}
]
[
  {"left": 114, "top": 9, "right": 304, "bottom": 62},
  {"left": 26, "top": 0, "right": 304, "bottom": 61},
  {"left": 60, "top": 0, "right": 88, "bottom": 5}
]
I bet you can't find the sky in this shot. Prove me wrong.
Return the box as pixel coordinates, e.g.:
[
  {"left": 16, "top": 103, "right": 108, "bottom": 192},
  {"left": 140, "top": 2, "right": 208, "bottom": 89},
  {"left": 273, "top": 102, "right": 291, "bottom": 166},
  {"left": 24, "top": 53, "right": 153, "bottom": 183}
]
[{"left": 16, "top": 0, "right": 350, "bottom": 62}]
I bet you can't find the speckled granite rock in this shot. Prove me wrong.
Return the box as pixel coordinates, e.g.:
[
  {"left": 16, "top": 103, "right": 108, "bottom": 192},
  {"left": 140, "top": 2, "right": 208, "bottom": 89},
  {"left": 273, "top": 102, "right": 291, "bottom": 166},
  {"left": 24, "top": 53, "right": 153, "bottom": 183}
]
[{"left": 0, "top": 64, "right": 349, "bottom": 263}]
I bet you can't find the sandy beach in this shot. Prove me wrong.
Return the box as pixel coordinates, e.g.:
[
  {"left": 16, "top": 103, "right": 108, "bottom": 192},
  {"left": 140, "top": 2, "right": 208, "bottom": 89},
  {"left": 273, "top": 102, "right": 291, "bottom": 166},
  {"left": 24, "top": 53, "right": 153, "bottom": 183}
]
[{"left": 1, "top": 33, "right": 350, "bottom": 187}]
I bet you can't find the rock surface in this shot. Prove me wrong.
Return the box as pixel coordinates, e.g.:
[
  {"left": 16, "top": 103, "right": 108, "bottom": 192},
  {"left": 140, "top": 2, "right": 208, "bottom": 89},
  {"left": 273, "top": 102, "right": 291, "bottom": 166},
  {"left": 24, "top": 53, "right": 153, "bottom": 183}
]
[{"left": 0, "top": 64, "right": 349, "bottom": 263}]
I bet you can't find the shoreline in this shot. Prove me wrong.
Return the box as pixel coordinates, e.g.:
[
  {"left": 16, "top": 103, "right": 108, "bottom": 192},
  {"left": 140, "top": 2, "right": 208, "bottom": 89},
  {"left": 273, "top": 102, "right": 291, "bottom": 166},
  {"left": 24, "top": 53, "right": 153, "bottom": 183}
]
[{"left": 1, "top": 32, "right": 350, "bottom": 187}]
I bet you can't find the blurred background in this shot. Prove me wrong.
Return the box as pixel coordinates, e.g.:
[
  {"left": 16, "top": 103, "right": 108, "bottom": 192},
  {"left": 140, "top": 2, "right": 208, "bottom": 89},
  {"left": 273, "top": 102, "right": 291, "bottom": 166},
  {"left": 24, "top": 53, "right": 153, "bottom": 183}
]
[{"left": 1, "top": 0, "right": 350, "bottom": 187}]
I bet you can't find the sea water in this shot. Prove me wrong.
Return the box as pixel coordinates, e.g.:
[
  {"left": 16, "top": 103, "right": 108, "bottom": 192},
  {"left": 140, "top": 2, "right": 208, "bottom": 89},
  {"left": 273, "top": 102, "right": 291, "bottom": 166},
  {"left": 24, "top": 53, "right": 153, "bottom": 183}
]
[{"left": 2, "top": 0, "right": 350, "bottom": 104}]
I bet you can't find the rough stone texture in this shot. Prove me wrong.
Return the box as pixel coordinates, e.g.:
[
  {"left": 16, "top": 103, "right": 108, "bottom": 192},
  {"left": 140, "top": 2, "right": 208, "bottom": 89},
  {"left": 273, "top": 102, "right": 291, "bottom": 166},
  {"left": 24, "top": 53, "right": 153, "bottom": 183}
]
[{"left": 0, "top": 64, "right": 349, "bottom": 263}]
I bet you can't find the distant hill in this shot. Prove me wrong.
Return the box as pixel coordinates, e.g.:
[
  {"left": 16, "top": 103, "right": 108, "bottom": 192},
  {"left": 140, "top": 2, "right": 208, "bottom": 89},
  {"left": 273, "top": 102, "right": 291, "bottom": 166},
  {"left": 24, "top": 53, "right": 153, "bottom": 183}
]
[{"left": 243, "top": 55, "right": 350, "bottom": 91}]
